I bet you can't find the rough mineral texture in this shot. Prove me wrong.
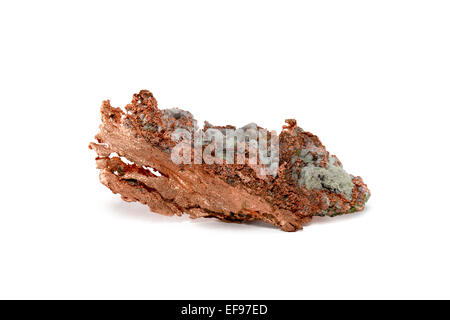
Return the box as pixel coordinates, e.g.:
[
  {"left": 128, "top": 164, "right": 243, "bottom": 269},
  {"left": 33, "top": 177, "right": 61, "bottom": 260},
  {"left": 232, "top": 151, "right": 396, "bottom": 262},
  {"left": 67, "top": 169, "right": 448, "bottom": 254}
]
[{"left": 89, "top": 90, "right": 370, "bottom": 231}]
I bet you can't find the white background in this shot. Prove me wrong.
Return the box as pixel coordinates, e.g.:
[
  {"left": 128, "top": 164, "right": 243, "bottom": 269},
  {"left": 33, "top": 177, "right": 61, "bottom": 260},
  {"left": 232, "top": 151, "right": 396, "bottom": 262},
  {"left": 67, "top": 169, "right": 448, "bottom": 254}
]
[{"left": 1, "top": 1, "right": 449, "bottom": 299}]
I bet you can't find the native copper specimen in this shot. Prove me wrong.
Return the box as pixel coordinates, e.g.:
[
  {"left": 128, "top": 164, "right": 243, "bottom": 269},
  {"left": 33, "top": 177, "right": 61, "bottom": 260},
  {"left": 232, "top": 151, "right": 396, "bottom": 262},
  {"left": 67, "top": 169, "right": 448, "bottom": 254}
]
[{"left": 89, "top": 90, "right": 370, "bottom": 231}]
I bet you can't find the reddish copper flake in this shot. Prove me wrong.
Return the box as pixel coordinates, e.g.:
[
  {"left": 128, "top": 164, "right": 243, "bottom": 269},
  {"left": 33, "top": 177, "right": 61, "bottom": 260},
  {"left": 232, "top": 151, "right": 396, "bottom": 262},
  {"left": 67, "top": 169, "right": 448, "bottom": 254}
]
[{"left": 89, "top": 90, "right": 370, "bottom": 231}]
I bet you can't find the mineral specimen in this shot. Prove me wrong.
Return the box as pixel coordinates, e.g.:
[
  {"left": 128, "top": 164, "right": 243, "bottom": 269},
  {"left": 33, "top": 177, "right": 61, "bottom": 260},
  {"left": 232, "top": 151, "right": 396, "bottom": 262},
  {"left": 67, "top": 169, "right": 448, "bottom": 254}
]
[{"left": 89, "top": 90, "right": 370, "bottom": 231}]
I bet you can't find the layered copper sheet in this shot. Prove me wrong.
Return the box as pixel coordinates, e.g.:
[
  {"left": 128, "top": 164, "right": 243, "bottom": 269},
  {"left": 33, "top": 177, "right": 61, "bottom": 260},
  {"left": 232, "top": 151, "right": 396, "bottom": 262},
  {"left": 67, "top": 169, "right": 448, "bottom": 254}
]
[{"left": 90, "top": 90, "right": 370, "bottom": 231}]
